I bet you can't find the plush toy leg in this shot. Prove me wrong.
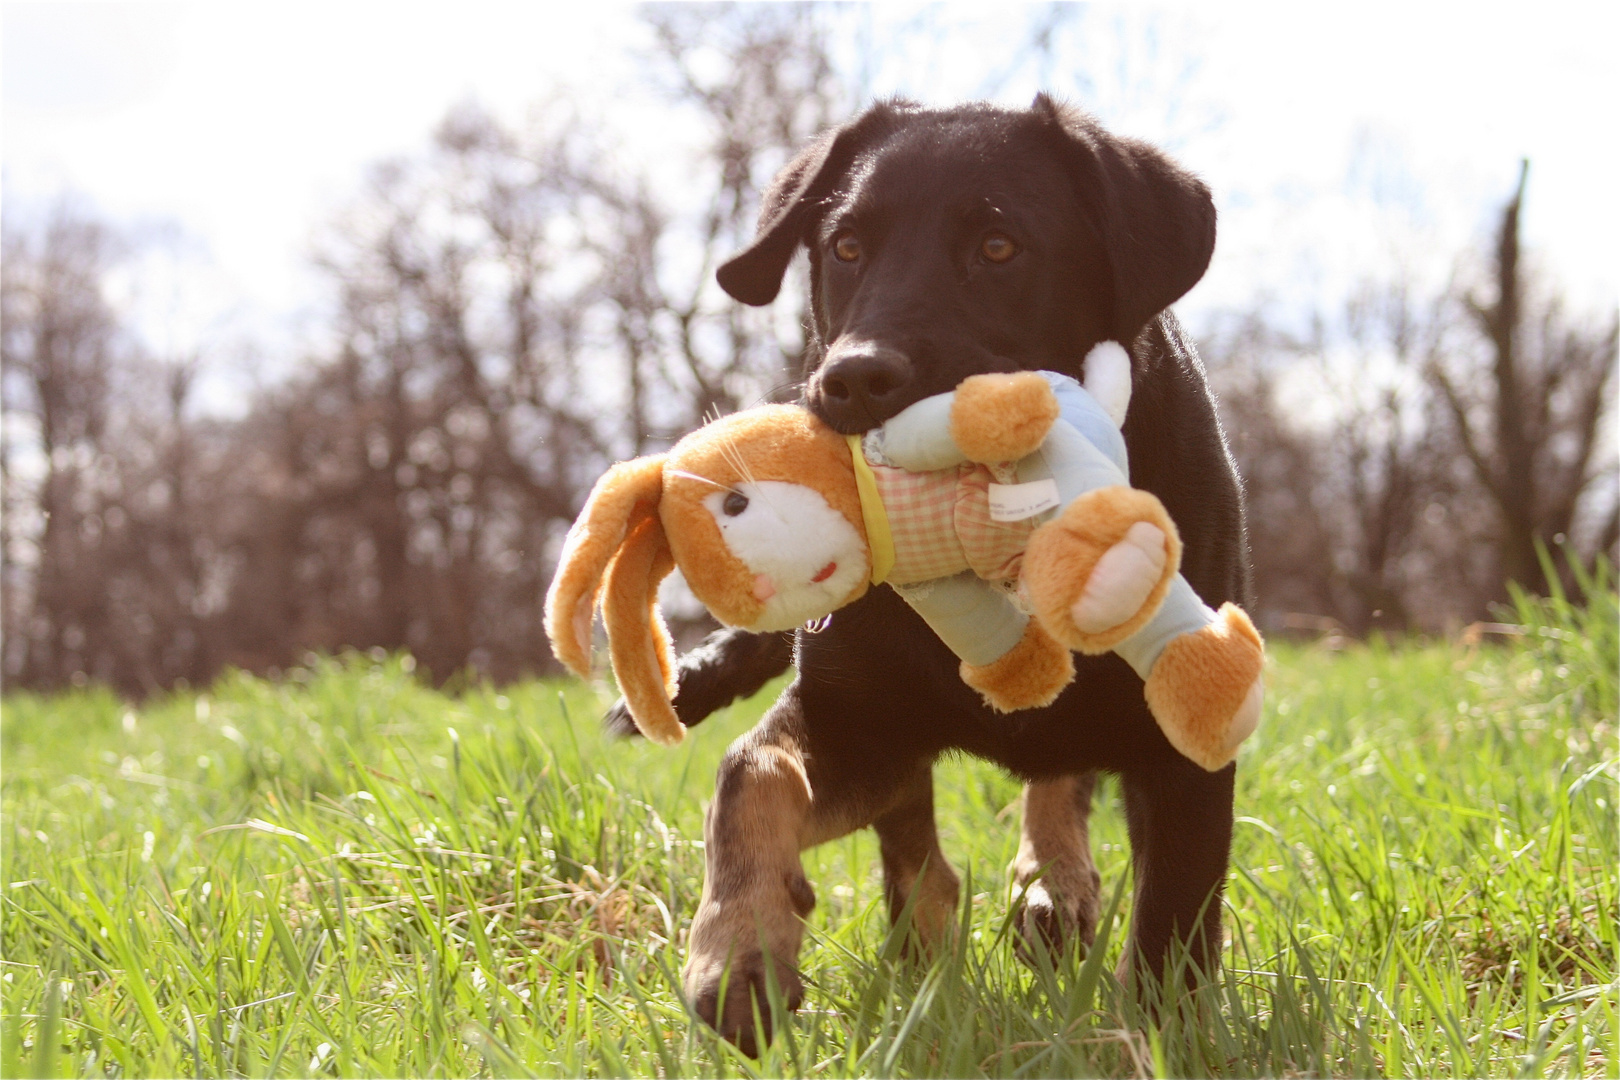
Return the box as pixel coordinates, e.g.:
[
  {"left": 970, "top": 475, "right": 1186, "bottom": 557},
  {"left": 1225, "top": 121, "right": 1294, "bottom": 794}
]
[
  {"left": 959, "top": 620, "right": 1074, "bottom": 713},
  {"left": 1143, "top": 603, "right": 1265, "bottom": 772},
  {"left": 1022, "top": 487, "right": 1181, "bottom": 653}
]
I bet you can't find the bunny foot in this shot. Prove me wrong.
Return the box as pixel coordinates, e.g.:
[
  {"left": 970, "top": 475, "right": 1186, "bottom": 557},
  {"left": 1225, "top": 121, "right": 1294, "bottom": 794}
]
[
  {"left": 1143, "top": 603, "right": 1265, "bottom": 771},
  {"left": 1021, "top": 487, "right": 1181, "bottom": 653},
  {"left": 960, "top": 620, "right": 1074, "bottom": 712}
]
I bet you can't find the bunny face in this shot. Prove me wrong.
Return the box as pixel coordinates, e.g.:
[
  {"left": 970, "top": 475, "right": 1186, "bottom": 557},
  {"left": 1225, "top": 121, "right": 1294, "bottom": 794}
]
[
  {"left": 660, "top": 405, "right": 871, "bottom": 631},
  {"left": 543, "top": 402, "right": 872, "bottom": 746},
  {"left": 699, "top": 480, "right": 869, "bottom": 631}
]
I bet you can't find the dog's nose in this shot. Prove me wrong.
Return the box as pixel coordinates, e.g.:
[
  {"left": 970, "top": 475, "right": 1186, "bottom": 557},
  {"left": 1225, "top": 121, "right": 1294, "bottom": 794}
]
[{"left": 812, "top": 343, "right": 912, "bottom": 432}]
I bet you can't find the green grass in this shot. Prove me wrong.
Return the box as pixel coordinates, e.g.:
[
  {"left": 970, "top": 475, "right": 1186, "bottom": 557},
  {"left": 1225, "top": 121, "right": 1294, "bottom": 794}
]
[{"left": 3, "top": 574, "right": 1615, "bottom": 1076}]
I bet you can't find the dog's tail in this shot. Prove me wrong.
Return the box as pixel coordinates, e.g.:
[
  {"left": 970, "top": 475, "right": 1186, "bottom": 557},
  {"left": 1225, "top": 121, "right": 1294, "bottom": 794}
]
[{"left": 602, "top": 627, "right": 795, "bottom": 737}]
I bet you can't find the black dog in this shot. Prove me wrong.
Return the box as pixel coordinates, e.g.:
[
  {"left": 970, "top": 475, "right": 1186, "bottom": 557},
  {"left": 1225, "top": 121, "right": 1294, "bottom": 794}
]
[{"left": 610, "top": 94, "right": 1249, "bottom": 1054}]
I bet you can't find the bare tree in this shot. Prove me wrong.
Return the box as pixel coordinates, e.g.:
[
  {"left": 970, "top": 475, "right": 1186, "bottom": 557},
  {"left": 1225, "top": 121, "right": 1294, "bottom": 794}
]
[
  {"left": 1204, "top": 296, "right": 1466, "bottom": 635},
  {"left": 1, "top": 205, "right": 220, "bottom": 691},
  {"left": 2, "top": 206, "right": 124, "bottom": 686},
  {"left": 17, "top": 24, "right": 1611, "bottom": 697},
  {"left": 201, "top": 106, "right": 617, "bottom": 682},
  {"left": 632, "top": 4, "right": 847, "bottom": 431},
  {"left": 1209, "top": 165, "right": 1616, "bottom": 633},
  {"left": 0, "top": 9, "right": 852, "bottom": 693},
  {"left": 1429, "top": 162, "right": 1619, "bottom": 597}
]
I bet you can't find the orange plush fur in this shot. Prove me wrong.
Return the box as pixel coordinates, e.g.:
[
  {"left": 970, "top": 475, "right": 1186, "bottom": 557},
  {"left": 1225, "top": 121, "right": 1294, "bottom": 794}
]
[
  {"left": 545, "top": 378, "right": 1205, "bottom": 748},
  {"left": 661, "top": 407, "right": 868, "bottom": 627},
  {"left": 1144, "top": 603, "right": 1264, "bottom": 771},
  {"left": 543, "top": 406, "right": 871, "bottom": 746},
  {"left": 545, "top": 456, "right": 666, "bottom": 679},
  {"left": 1021, "top": 487, "right": 1182, "bottom": 652},
  {"left": 958, "top": 619, "right": 1075, "bottom": 712},
  {"left": 950, "top": 372, "right": 1062, "bottom": 462}
]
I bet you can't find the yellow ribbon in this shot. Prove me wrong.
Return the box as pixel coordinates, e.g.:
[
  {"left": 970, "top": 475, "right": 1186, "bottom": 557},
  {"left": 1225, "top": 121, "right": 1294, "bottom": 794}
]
[{"left": 846, "top": 434, "right": 894, "bottom": 585}]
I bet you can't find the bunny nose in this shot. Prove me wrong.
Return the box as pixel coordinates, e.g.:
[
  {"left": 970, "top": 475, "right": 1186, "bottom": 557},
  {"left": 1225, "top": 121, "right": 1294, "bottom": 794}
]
[{"left": 753, "top": 575, "right": 776, "bottom": 601}]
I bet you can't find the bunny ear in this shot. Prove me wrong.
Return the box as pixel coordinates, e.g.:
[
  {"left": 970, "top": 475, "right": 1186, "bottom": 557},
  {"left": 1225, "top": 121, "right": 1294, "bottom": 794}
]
[
  {"left": 543, "top": 455, "right": 666, "bottom": 678},
  {"left": 602, "top": 514, "right": 684, "bottom": 746}
]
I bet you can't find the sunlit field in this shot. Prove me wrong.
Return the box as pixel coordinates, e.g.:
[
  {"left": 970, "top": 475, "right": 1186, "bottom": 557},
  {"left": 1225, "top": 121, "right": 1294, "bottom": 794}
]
[{"left": 3, "top": 576, "right": 1615, "bottom": 1078}]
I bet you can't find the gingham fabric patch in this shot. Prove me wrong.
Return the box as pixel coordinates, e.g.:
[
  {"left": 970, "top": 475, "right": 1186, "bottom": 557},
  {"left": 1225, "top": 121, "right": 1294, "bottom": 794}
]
[{"left": 870, "top": 462, "right": 1040, "bottom": 586}]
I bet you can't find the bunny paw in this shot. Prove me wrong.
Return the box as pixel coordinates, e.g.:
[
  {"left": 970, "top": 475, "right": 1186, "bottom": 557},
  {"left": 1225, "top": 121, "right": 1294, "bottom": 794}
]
[
  {"left": 1143, "top": 603, "right": 1265, "bottom": 771},
  {"left": 1022, "top": 487, "right": 1181, "bottom": 653},
  {"left": 949, "top": 372, "right": 1060, "bottom": 462},
  {"left": 1069, "top": 521, "right": 1169, "bottom": 633}
]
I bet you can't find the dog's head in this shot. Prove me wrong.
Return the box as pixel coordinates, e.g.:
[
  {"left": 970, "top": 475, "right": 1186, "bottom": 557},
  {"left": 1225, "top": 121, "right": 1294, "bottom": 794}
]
[{"left": 718, "top": 95, "right": 1216, "bottom": 434}]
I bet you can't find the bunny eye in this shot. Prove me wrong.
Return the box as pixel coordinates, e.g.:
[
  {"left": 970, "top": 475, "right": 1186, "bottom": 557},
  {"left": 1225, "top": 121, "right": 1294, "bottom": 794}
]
[{"left": 722, "top": 491, "right": 750, "bottom": 517}]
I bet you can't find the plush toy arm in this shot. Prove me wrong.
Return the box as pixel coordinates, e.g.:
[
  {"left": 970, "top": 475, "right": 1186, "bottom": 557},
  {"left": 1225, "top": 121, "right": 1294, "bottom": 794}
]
[
  {"left": 1017, "top": 408, "right": 1135, "bottom": 507},
  {"left": 864, "top": 393, "right": 962, "bottom": 471},
  {"left": 892, "top": 573, "right": 1030, "bottom": 666},
  {"left": 1031, "top": 372, "right": 1130, "bottom": 481},
  {"left": 868, "top": 371, "right": 1062, "bottom": 472}
]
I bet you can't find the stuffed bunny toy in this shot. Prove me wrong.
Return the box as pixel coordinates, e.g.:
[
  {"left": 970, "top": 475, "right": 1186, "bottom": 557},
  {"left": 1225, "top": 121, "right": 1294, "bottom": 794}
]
[{"left": 545, "top": 343, "right": 1263, "bottom": 771}]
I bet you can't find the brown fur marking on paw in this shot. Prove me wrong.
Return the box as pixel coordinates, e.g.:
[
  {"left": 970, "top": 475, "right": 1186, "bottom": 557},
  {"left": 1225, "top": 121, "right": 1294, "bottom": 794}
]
[
  {"left": 949, "top": 371, "right": 1060, "bottom": 463},
  {"left": 1014, "top": 774, "right": 1103, "bottom": 958},
  {"left": 1144, "top": 602, "right": 1265, "bottom": 771},
  {"left": 684, "top": 740, "right": 816, "bottom": 1055},
  {"left": 1022, "top": 486, "right": 1181, "bottom": 653},
  {"left": 959, "top": 619, "right": 1074, "bottom": 712}
]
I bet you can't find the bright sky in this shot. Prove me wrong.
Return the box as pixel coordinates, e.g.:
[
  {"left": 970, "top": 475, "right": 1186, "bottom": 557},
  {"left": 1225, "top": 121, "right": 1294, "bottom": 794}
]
[{"left": 5, "top": 2, "right": 1617, "bottom": 408}]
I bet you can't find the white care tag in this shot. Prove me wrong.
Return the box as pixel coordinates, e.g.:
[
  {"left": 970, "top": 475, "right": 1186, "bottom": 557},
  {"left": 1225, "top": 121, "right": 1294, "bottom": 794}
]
[{"left": 988, "top": 478, "right": 1061, "bottom": 522}]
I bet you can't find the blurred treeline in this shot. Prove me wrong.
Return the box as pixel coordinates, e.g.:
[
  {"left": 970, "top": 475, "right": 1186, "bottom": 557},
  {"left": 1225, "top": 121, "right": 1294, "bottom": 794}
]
[{"left": 3, "top": 9, "right": 1615, "bottom": 695}]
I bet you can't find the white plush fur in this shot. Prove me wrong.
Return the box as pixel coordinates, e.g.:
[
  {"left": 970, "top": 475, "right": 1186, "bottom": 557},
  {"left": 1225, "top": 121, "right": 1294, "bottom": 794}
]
[
  {"left": 1082, "top": 340, "right": 1133, "bottom": 428},
  {"left": 704, "top": 481, "right": 869, "bottom": 632}
]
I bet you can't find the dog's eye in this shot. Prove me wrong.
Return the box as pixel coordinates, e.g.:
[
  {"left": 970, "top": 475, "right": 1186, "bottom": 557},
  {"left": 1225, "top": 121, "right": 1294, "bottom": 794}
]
[
  {"left": 980, "top": 233, "right": 1018, "bottom": 264},
  {"left": 722, "top": 491, "right": 750, "bottom": 517},
  {"left": 832, "top": 232, "right": 861, "bottom": 263}
]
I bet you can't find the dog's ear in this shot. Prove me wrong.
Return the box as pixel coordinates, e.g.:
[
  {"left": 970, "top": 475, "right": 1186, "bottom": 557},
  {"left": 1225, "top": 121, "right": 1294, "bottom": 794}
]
[
  {"left": 1032, "top": 93, "right": 1216, "bottom": 345},
  {"left": 543, "top": 455, "right": 666, "bottom": 678},
  {"left": 717, "top": 100, "right": 911, "bottom": 307}
]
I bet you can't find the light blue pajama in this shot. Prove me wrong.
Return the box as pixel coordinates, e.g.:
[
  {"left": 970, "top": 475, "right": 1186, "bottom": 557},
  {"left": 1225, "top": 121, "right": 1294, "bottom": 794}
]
[{"left": 861, "top": 372, "right": 1217, "bottom": 681}]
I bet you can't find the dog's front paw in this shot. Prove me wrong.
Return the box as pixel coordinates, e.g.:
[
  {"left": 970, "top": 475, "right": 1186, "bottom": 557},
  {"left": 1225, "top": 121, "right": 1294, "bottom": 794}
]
[
  {"left": 683, "top": 868, "right": 814, "bottom": 1057},
  {"left": 1016, "top": 872, "right": 1102, "bottom": 961},
  {"left": 684, "top": 947, "right": 804, "bottom": 1058}
]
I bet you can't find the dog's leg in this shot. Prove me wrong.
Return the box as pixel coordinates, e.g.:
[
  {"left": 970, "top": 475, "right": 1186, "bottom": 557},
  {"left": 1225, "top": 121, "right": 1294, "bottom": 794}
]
[
  {"left": 873, "top": 767, "right": 960, "bottom": 954},
  {"left": 1118, "top": 760, "right": 1234, "bottom": 995},
  {"left": 682, "top": 682, "right": 874, "bottom": 1056},
  {"left": 1013, "top": 772, "right": 1103, "bottom": 957},
  {"left": 604, "top": 627, "right": 793, "bottom": 737}
]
